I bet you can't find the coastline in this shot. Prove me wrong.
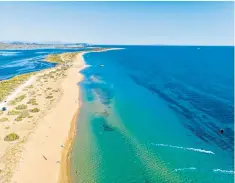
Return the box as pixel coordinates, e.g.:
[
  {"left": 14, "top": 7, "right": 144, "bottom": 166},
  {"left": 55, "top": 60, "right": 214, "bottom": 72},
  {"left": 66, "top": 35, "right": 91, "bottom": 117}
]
[
  {"left": 0, "top": 48, "right": 122, "bottom": 183},
  {"left": 59, "top": 109, "right": 79, "bottom": 183},
  {"left": 59, "top": 48, "right": 124, "bottom": 183}
]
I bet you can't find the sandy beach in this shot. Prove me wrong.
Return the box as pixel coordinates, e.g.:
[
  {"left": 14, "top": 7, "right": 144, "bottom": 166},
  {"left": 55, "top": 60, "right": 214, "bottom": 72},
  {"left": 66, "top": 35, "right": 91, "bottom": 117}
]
[
  {"left": 0, "top": 48, "right": 120, "bottom": 183},
  {"left": 0, "top": 51, "right": 85, "bottom": 183}
]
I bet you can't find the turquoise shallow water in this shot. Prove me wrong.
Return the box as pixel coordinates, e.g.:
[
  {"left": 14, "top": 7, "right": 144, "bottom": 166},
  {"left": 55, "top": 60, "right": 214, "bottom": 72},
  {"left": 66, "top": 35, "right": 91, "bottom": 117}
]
[{"left": 71, "top": 46, "right": 234, "bottom": 183}]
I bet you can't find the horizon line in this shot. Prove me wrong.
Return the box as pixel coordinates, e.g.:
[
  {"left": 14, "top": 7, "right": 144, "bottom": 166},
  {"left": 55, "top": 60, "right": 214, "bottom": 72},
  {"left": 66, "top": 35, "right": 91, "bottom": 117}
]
[{"left": 0, "top": 41, "right": 234, "bottom": 47}]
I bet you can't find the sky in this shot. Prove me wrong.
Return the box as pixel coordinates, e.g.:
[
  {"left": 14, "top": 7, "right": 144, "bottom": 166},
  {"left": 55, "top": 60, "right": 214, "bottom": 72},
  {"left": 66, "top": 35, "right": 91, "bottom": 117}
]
[{"left": 0, "top": 1, "right": 234, "bottom": 45}]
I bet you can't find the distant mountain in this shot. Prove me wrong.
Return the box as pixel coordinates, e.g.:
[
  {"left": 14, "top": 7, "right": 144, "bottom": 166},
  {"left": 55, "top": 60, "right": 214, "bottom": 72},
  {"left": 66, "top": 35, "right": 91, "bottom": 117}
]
[
  {"left": 0, "top": 41, "right": 92, "bottom": 46},
  {"left": 0, "top": 41, "right": 92, "bottom": 50}
]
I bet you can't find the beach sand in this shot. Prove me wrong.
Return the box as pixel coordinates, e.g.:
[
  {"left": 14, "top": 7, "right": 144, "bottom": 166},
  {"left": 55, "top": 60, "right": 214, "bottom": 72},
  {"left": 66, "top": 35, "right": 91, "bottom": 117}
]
[
  {"left": 0, "top": 51, "right": 85, "bottom": 183},
  {"left": 0, "top": 48, "right": 121, "bottom": 183}
]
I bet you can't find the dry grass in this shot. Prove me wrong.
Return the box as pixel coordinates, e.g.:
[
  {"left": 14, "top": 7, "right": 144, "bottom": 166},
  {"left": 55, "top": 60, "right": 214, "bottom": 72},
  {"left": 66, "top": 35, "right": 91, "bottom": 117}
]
[
  {"left": 27, "top": 98, "right": 38, "bottom": 105},
  {"left": 46, "top": 54, "right": 63, "bottom": 63},
  {"left": 15, "top": 116, "right": 23, "bottom": 121},
  {"left": 27, "top": 85, "right": 33, "bottom": 89},
  {"left": 15, "top": 104, "right": 27, "bottom": 110},
  {"left": 8, "top": 110, "right": 21, "bottom": 115},
  {"left": 19, "top": 110, "right": 29, "bottom": 118},
  {"left": 45, "top": 95, "right": 53, "bottom": 99},
  {"left": 0, "top": 117, "right": 8, "bottom": 122},
  {"left": 9, "top": 95, "right": 26, "bottom": 105},
  {"left": 46, "top": 52, "right": 80, "bottom": 63},
  {"left": 30, "top": 108, "right": 40, "bottom": 113},
  {"left": 0, "top": 73, "right": 33, "bottom": 102}
]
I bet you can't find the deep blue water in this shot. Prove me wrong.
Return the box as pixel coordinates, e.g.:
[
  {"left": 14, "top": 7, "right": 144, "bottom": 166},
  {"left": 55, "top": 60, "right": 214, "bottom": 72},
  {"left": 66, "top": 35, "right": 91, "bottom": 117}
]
[
  {"left": 72, "top": 46, "right": 234, "bottom": 183},
  {"left": 0, "top": 46, "right": 234, "bottom": 182},
  {"left": 0, "top": 48, "right": 91, "bottom": 80}
]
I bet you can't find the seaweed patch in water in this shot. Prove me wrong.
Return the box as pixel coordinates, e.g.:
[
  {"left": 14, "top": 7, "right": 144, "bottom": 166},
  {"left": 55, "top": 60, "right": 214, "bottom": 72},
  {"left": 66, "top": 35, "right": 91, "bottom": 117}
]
[{"left": 103, "top": 123, "right": 114, "bottom": 131}]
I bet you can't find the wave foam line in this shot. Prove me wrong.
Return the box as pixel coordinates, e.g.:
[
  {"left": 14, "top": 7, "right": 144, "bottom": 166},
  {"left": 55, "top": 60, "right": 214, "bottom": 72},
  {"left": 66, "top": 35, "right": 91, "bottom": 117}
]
[
  {"left": 173, "top": 167, "right": 196, "bottom": 172},
  {"left": 213, "top": 169, "right": 235, "bottom": 174},
  {"left": 151, "top": 143, "right": 215, "bottom": 155},
  {"left": 0, "top": 51, "right": 19, "bottom": 56}
]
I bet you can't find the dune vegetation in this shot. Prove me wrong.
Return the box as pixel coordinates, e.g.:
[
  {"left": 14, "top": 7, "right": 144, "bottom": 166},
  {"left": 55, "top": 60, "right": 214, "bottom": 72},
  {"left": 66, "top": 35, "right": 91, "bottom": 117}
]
[
  {"left": 0, "top": 117, "right": 8, "bottom": 122},
  {"left": 15, "top": 104, "right": 27, "bottom": 110},
  {"left": 46, "top": 54, "right": 62, "bottom": 63},
  {"left": 4, "top": 133, "right": 19, "bottom": 141},
  {"left": 46, "top": 52, "right": 80, "bottom": 63},
  {"left": 0, "top": 73, "right": 33, "bottom": 102},
  {"left": 30, "top": 108, "right": 40, "bottom": 113},
  {"left": 9, "top": 95, "right": 26, "bottom": 105}
]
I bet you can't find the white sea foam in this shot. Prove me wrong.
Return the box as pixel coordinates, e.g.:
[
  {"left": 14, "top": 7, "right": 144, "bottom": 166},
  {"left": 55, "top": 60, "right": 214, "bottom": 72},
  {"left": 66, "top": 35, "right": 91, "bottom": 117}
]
[
  {"left": 213, "top": 169, "right": 235, "bottom": 174},
  {"left": 173, "top": 167, "right": 196, "bottom": 172},
  {"left": 151, "top": 143, "right": 215, "bottom": 155},
  {"left": 0, "top": 51, "right": 19, "bottom": 56},
  {"left": 85, "top": 64, "right": 91, "bottom": 68}
]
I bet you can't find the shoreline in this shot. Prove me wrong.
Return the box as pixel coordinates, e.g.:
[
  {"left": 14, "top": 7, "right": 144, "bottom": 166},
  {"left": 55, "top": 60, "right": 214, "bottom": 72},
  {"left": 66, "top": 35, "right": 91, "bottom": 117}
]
[
  {"left": 0, "top": 47, "right": 122, "bottom": 183},
  {"left": 59, "top": 109, "right": 79, "bottom": 183},
  {"left": 59, "top": 48, "right": 124, "bottom": 183}
]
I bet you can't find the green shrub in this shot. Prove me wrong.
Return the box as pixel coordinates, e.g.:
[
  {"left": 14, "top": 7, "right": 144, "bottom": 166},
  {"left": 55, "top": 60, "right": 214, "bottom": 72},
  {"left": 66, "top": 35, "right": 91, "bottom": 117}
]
[
  {"left": 27, "top": 98, "right": 38, "bottom": 105},
  {"left": 4, "top": 133, "right": 19, "bottom": 141},
  {"left": 30, "top": 108, "right": 40, "bottom": 113},
  {"left": 16, "top": 104, "right": 27, "bottom": 110},
  {"left": 46, "top": 96, "right": 53, "bottom": 99},
  {"left": 8, "top": 110, "right": 21, "bottom": 115},
  {"left": 15, "top": 116, "right": 22, "bottom": 121}
]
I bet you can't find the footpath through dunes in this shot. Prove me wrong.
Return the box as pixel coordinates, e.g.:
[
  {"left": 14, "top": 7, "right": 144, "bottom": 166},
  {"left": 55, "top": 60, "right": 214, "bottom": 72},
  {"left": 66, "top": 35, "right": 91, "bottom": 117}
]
[{"left": 0, "top": 50, "right": 84, "bottom": 183}]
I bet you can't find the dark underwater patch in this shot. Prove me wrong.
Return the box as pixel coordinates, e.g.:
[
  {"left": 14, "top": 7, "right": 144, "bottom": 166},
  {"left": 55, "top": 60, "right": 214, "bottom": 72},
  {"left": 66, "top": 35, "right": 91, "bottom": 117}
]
[{"left": 129, "top": 74, "right": 234, "bottom": 154}]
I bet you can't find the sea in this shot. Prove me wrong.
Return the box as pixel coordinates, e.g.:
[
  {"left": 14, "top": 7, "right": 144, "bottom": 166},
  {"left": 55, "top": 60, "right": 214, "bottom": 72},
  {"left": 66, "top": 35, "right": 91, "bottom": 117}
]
[
  {"left": 71, "top": 46, "right": 234, "bottom": 183},
  {"left": 0, "top": 48, "right": 91, "bottom": 80},
  {"left": 0, "top": 46, "right": 234, "bottom": 183}
]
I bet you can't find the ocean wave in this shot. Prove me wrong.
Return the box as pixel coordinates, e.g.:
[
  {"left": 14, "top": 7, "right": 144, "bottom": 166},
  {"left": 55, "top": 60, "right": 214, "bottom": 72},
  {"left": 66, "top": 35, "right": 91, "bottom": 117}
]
[
  {"left": 173, "top": 167, "right": 196, "bottom": 172},
  {"left": 1, "top": 59, "right": 30, "bottom": 68},
  {"left": 151, "top": 143, "right": 215, "bottom": 155},
  {"left": 213, "top": 169, "right": 235, "bottom": 174},
  {"left": 0, "top": 51, "right": 20, "bottom": 56}
]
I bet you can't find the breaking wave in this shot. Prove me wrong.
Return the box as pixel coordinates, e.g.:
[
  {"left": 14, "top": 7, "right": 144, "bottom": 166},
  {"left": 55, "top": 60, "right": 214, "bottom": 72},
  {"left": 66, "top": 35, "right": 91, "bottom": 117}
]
[
  {"left": 213, "top": 169, "right": 234, "bottom": 174},
  {"left": 151, "top": 143, "right": 215, "bottom": 155}
]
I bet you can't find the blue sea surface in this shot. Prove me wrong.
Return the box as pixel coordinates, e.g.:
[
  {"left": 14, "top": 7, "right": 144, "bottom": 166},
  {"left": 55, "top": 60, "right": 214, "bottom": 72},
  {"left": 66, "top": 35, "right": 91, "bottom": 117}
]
[
  {"left": 72, "top": 46, "right": 234, "bottom": 183},
  {"left": 0, "top": 48, "right": 91, "bottom": 80}
]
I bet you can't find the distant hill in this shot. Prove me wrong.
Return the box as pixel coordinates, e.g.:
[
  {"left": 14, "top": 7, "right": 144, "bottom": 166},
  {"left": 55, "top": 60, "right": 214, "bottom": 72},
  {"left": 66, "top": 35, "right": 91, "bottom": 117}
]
[{"left": 0, "top": 41, "right": 92, "bottom": 50}]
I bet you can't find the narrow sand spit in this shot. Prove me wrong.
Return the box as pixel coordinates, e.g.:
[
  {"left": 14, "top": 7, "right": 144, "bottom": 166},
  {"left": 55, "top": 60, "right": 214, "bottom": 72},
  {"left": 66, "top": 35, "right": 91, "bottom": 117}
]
[{"left": 0, "top": 48, "right": 122, "bottom": 183}]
